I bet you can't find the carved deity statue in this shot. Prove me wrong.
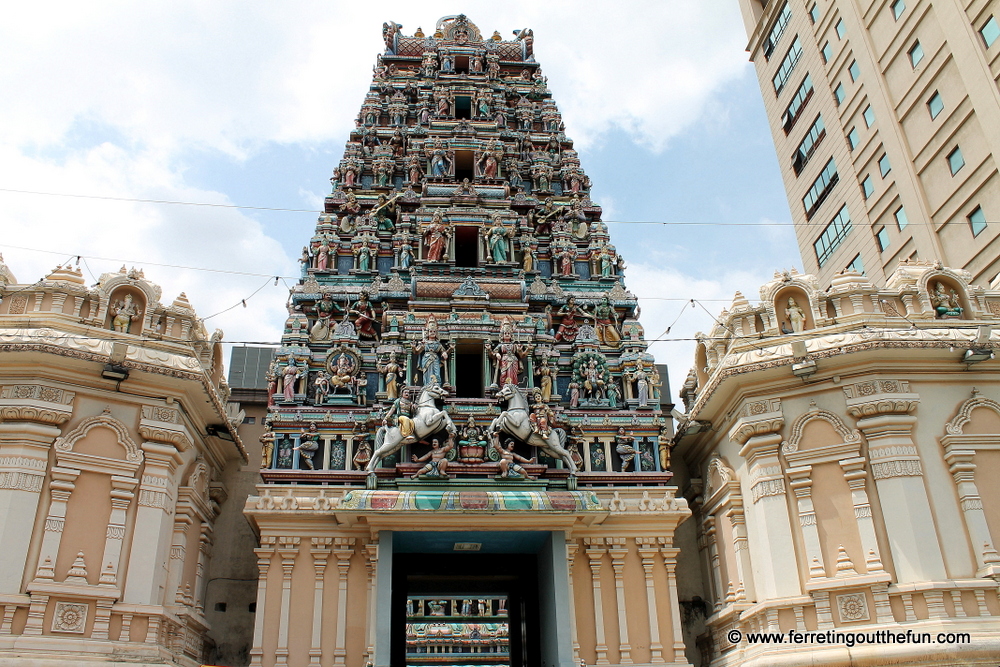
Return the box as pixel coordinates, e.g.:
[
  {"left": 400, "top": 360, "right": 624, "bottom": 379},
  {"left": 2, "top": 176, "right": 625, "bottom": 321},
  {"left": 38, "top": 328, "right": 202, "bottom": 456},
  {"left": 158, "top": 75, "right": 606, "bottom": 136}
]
[
  {"left": 785, "top": 296, "right": 806, "bottom": 333},
  {"left": 281, "top": 356, "right": 301, "bottom": 402},
  {"left": 554, "top": 296, "right": 589, "bottom": 343},
  {"left": 592, "top": 295, "right": 621, "bottom": 348},
  {"left": 489, "top": 321, "right": 528, "bottom": 387},
  {"left": 423, "top": 212, "right": 450, "bottom": 262},
  {"left": 493, "top": 436, "right": 536, "bottom": 479},
  {"left": 310, "top": 293, "right": 342, "bottom": 342},
  {"left": 378, "top": 352, "right": 401, "bottom": 400},
  {"left": 534, "top": 357, "right": 555, "bottom": 402},
  {"left": 485, "top": 215, "right": 511, "bottom": 263},
  {"left": 350, "top": 292, "right": 380, "bottom": 342},
  {"left": 931, "top": 282, "right": 963, "bottom": 318},
  {"left": 293, "top": 423, "right": 320, "bottom": 470},
  {"left": 413, "top": 316, "right": 448, "bottom": 385},
  {"left": 615, "top": 427, "right": 637, "bottom": 472},
  {"left": 111, "top": 293, "right": 140, "bottom": 333},
  {"left": 259, "top": 425, "right": 275, "bottom": 469},
  {"left": 411, "top": 438, "right": 453, "bottom": 479},
  {"left": 313, "top": 370, "right": 331, "bottom": 405}
]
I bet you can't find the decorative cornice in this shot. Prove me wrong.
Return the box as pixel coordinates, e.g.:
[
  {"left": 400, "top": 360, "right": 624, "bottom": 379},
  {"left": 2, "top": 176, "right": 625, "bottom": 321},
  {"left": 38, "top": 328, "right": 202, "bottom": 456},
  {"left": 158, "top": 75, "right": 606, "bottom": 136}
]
[
  {"left": 945, "top": 394, "right": 1000, "bottom": 436},
  {"left": 871, "top": 459, "right": 923, "bottom": 479},
  {"left": 728, "top": 399, "right": 783, "bottom": 446},
  {"left": 843, "top": 379, "right": 920, "bottom": 418},
  {"left": 0, "top": 384, "right": 75, "bottom": 425},
  {"left": 783, "top": 406, "right": 860, "bottom": 454},
  {"left": 55, "top": 412, "right": 143, "bottom": 464}
]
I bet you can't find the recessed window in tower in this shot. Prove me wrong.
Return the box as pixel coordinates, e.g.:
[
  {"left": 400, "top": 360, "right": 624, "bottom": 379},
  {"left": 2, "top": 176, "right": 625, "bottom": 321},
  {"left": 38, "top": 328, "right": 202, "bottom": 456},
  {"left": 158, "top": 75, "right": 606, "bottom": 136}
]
[
  {"left": 454, "top": 226, "right": 479, "bottom": 267},
  {"left": 454, "top": 55, "right": 470, "bottom": 73},
  {"left": 455, "top": 96, "right": 472, "bottom": 119},
  {"left": 455, "top": 149, "right": 475, "bottom": 180},
  {"left": 454, "top": 340, "right": 485, "bottom": 398}
]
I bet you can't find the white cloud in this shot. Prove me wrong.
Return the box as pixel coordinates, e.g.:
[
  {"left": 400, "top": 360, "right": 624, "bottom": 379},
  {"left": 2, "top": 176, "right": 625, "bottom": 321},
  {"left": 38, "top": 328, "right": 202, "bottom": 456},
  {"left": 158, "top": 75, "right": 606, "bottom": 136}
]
[{"left": 626, "top": 261, "right": 774, "bottom": 403}]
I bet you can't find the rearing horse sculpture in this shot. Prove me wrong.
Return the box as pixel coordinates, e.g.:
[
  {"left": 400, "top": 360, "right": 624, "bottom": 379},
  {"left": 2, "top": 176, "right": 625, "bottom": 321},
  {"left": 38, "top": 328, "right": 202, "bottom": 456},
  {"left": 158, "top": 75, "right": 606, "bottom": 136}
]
[
  {"left": 366, "top": 384, "right": 457, "bottom": 472},
  {"left": 488, "top": 383, "right": 577, "bottom": 474}
]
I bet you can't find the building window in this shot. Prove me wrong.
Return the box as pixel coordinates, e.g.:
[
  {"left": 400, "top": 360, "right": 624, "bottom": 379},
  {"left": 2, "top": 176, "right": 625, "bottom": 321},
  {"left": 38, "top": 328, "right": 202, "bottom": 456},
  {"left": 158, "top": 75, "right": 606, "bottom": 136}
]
[
  {"left": 863, "top": 105, "right": 875, "bottom": 127},
  {"left": 892, "top": 0, "right": 905, "bottom": 20},
  {"left": 803, "top": 158, "right": 839, "bottom": 218},
  {"left": 834, "top": 83, "right": 846, "bottom": 105},
  {"left": 847, "top": 254, "right": 865, "bottom": 274},
  {"left": 862, "top": 175, "right": 874, "bottom": 199},
  {"left": 909, "top": 41, "right": 924, "bottom": 67},
  {"left": 981, "top": 16, "right": 999, "bottom": 48},
  {"left": 947, "top": 146, "right": 965, "bottom": 175},
  {"left": 894, "top": 206, "right": 909, "bottom": 229},
  {"left": 814, "top": 205, "right": 852, "bottom": 266},
  {"left": 969, "top": 206, "right": 987, "bottom": 236},
  {"left": 792, "top": 115, "right": 826, "bottom": 175},
  {"left": 849, "top": 60, "right": 860, "bottom": 81},
  {"left": 822, "top": 41, "right": 832, "bottom": 62},
  {"left": 243, "top": 416, "right": 256, "bottom": 425},
  {"left": 836, "top": 19, "right": 846, "bottom": 39},
  {"left": 876, "top": 227, "right": 891, "bottom": 251},
  {"left": 773, "top": 37, "right": 803, "bottom": 94},
  {"left": 879, "top": 154, "right": 891, "bottom": 177},
  {"left": 810, "top": 3, "right": 820, "bottom": 23},
  {"left": 763, "top": 3, "right": 793, "bottom": 59},
  {"left": 847, "top": 126, "right": 859, "bottom": 150},
  {"left": 782, "top": 75, "right": 814, "bottom": 133},
  {"left": 927, "top": 91, "right": 943, "bottom": 119}
]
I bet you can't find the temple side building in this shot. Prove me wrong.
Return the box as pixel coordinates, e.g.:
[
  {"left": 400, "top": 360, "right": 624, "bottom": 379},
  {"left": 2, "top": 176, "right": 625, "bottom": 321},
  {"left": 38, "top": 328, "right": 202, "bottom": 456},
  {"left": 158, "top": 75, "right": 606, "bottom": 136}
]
[
  {"left": 736, "top": 0, "right": 1000, "bottom": 287},
  {"left": 241, "top": 15, "right": 689, "bottom": 667},
  {"left": 0, "top": 258, "right": 246, "bottom": 665}
]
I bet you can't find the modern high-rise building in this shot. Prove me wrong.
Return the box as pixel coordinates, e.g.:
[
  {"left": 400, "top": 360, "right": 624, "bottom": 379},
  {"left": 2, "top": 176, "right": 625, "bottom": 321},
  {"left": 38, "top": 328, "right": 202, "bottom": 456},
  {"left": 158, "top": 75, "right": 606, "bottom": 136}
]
[{"left": 736, "top": 0, "right": 1000, "bottom": 288}]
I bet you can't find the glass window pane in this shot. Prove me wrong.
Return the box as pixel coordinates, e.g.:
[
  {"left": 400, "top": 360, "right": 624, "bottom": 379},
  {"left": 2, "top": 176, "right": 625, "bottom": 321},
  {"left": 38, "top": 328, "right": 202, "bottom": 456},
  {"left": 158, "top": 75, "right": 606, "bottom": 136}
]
[
  {"left": 948, "top": 147, "right": 965, "bottom": 175},
  {"left": 836, "top": 19, "right": 846, "bottom": 39},
  {"left": 894, "top": 206, "right": 909, "bottom": 229},
  {"left": 928, "top": 92, "right": 943, "bottom": 119},
  {"left": 763, "top": 3, "right": 792, "bottom": 59},
  {"left": 773, "top": 37, "right": 803, "bottom": 94},
  {"left": 862, "top": 175, "right": 874, "bottom": 198},
  {"left": 969, "top": 206, "right": 987, "bottom": 236},
  {"left": 909, "top": 41, "right": 924, "bottom": 67},
  {"left": 847, "top": 254, "right": 865, "bottom": 274},
  {"left": 810, "top": 3, "right": 820, "bottom": 23},
  {"left": 849, "top": 60, "right": 860, "bottom": 81},
  {"left": 877, "top": 227, "right": 891, "bottom": 251},
  {"left": 835, "top": 83, "right": 846, "bottom": 104},
  {"left": 863, "top": 105, "right": 875, "bottom": 127},
  {"left": 981, "top": 16, "right": 999, "bottom": 48},
  {"left": 782, "top": 75, "right": 814, "bottom": 133},
  {"left": 848, "top": 127, "right": 859, "bottom": 150},
  {"left": 892, "top": 0, "right": 905, "bottom": 20},
  {"left": 814, "top": 205, "right": 852, "bottom": 266},
  {"left": 879, "top": 154, "right": 891, "bottom": 177},
  {"left": 822, "top": 42, "right": 832, "bottom": 62}
]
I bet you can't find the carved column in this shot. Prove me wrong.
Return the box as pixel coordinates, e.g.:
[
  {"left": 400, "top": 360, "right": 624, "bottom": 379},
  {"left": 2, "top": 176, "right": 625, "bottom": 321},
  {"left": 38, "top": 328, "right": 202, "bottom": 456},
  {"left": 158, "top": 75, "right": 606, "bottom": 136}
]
[
  {"left": 727, "top": 507, "right": 755, "bottom": 602},
  {"left": 608, "top": 538, "right": 633, "bottom": 664},
  {"left": 942, "top": 447, "right": 996, "bottom": 570},
  {"left": 195, "top": 524, "right": 213, "bottom": 611},
  {"left": 584, "top": 537, "right": 610, "bottom": 665},
  {"left": 636, "top": 538, "right": 666, "bottom": 664},
  {"left": 845, "top": 385, "right": 944, "bottom": 582},
  {"left": 786, "top": 466, "right": 826, "bottom": 578},
  {"left": 309, "top": 538, "right": 332, "bottom": 665},
  {"left": 839, "top": 457, "right": 884, "bottom": 567},
  {"left": 364, "top": 541, "right": 378, "bottom": 663},
  {"left": 844, "top": 382, "right": 944, "bottom": 581},
  {"left": 566, "top": 541, "right": 580, "bottom": 661},
  {"left": 32, "top": 467, "right": 80, "bottom": 586},
  {"left": 659, "top": 540, "right": 687, "bottom": 663},
  {"left": 248, "top": 536, "right": 276, "bottom": 667},
  {"left": 333, "top": 538, "right": 355, "bottom": 666},
  {"left": 730, "top": 399, "right": 800, "bottom": 600},
  {"left": 98, "top": 475, "right": 137, "bottom": 588},
  {"left": 703, "top": 516, "right": 723, "bottom": 609},
  {"left": 126, "top": 408, "right": 189, "bottom": 603},
  {"left": 0, "top": 387, "right": 73, "bottom": 595},
  {"left": 275, "top": 536, "right": 300, "bottom": 667}
]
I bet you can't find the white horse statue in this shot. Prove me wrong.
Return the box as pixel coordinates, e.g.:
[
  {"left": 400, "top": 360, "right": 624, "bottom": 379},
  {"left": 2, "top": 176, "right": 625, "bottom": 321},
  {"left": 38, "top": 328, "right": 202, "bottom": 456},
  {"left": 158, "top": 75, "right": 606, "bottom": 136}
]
[
  {"left": 488, "top": 383, "right": 577, "bottom": 474},
  {"left": 366, "top": 383, "right": 456, "bottom": 472}
]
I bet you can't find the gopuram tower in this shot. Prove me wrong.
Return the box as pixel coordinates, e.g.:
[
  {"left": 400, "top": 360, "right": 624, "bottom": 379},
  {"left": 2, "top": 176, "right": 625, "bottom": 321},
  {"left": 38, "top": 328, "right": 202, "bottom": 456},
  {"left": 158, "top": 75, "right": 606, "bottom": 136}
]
[{"left": 248, "top": 16, "right": 692, "bottom": 667}]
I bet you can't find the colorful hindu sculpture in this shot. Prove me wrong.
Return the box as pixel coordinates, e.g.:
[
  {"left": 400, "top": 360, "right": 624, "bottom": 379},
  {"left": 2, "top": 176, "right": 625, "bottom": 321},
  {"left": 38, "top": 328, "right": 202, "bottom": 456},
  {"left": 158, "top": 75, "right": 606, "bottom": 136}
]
[{"left": 262, "top": 14, "right": 665, "bottom": 478}]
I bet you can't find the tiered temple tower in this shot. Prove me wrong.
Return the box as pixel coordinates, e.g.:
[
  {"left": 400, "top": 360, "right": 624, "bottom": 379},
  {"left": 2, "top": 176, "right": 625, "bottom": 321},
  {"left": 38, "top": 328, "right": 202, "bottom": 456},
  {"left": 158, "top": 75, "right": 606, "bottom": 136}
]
[{"left": 247, "top": 16, "right": 692, "bottom": 667}]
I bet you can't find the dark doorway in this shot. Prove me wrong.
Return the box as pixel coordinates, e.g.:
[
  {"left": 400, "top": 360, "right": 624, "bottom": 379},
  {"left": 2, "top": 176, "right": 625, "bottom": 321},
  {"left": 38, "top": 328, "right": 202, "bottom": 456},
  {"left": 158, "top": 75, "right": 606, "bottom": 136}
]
[
  {"left": 455, "top": 96, "right": 472, "bottom": 120},
  {"left": 454, "top": 341, "right": 484, "bottom": 398},
  {"left": 392, "top": 553, "right": 540, "bottom": 667},
  {"left": 455, "top": 56, "right": 470, "bottom": 73},
  {"left": 455, "top": 149, "right": 475, "bottom": 180},
  {"left": 454, "top": 226, "right": 479, "bottom": 267}
]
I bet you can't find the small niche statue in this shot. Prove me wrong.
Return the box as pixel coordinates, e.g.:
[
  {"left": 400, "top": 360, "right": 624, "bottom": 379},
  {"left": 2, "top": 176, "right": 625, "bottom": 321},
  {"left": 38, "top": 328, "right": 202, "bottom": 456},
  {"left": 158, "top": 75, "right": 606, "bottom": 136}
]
[
  {"left": 411, "top": 438, "right": 454, "bottom": 479},
  {"left": 931, "top": 282, "right": 963, "bottom": 318},
  {"left": 784, "top": 296, "right": 806, "bottom": 333},
  {"left": 294, "top": 423, "right": 321, "bottom": 470},
  {"left": 615, "top": 427, "right": 637, "bottom": 472},
  {"left": 111, "top": 294, "right": 141, "bottom": 333}
]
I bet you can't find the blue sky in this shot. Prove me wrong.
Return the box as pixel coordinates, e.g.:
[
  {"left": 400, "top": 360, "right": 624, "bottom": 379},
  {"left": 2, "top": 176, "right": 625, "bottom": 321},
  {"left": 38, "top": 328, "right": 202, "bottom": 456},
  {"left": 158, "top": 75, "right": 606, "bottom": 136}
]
[{"left": 0, "top": 1, "right": 802, "bottom": 401}]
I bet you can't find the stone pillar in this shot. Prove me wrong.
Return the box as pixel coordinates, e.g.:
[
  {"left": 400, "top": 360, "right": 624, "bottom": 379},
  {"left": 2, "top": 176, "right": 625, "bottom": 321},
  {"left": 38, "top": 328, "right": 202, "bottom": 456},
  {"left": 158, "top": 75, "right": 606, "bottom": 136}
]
[
  {"left": 164, "top": 512, "right": 193, "bottom": 608},
  {"left": 659, "top": 541, "right": 688, "bottom": 664},
  {"left": 786, "top": 466, "right": 826, "bottom": 578},
  {"left": 275, "top": 536, "right": 300, "bottom": 667},
  {"left": 941, "top": 446, "right": 997, "bottom": 570},
  {"left": 607, "top": 538, "right": 633, "bottom": 664},
  {"left": 730, "top": 398, "right": 799, "bottom": 600},
  {"left": 584, "top": 537, "right": 610, "bottom": 665},
  {"left": 839, "top": 457, "right": 884, "bottom": 567},
  {"left": 364, "top": 541, "right": 378, "bottom": 663},
  {"left": 248, "top": 536, "right": 276, "bottom": 667},
  {"left": 636, "top": 538, "right": 666, "bottom": 664},
  {"left": 309, "top": 538, "right": 332, "bottom": 665},
  {"left": 33, "top": 467, "right": 80, "bottom": 584},
  {"left": 0, "top": 395, "right": 71, "bottom": 594},
  {"left": 703, "top": 516, "right": 724, "bottom": 608},
  {"left": 99, "top": 475, "right": 137, "bottom": 587},
  {"left": 858, "top": 414, "right": 946, "bottom": 582},
  {"left": 565, "top": 541, "right": 580, "bottom": 661},
  {"left": 727, "top": 507, "right": 755, "bottom": 602},
  {"left": 123, "top": 442, "right": 183, "bottom": 604},
  {"left": 195, "top": 524, "right": 212, "bottom": 611},
  {"left": 333, "top": 538, "right": 355, "bottom": 666}
]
